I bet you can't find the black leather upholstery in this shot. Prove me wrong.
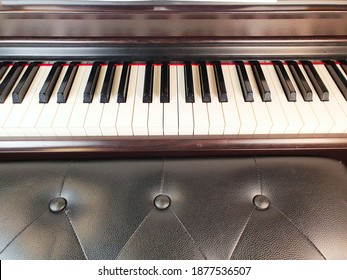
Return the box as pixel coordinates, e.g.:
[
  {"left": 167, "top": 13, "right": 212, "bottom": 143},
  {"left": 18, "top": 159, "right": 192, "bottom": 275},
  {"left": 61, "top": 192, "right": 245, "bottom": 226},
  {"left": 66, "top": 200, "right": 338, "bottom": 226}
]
[{"left": 0, "top": 157, "right": 346, "bottom": 260}]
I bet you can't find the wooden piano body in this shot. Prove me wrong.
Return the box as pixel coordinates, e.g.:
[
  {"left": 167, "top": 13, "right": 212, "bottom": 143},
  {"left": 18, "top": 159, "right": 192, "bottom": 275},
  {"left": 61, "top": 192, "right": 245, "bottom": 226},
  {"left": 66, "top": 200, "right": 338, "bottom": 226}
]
[{"left": 0, "top": 0, "right": 347, "bottom": 161}]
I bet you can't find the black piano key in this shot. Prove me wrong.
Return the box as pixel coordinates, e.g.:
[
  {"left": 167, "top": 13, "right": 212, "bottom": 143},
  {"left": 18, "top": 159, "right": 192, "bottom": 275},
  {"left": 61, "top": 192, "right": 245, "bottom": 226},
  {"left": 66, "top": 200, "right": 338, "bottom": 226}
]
[
  {"left": 324, "top": 60, "right": 347, "bottom": 101},
  {"left": 143, "top": 62, "right": 153, "bottom": 103},
  {"left": 39, "top": 62, "right": 63, "bottom": 103},
  {"left": 0, "top": 62, "right": 10, "bottom": 81},
  {"left": 117, "top": 62, "right": 130, "bottom": 103},
  {"left": 12, "top": 62, "right": 40, "bottom": 104},
  {"left": 213, "top": 61, "right": 228, "bottom": 102},
  {"left": 83, "top": 62, "right": 101, "bottom": 103},
  {"left": 273, "top": 61, "right": 296, "bottom": 102},
  {"left": 0, "top": 62, "right": 25, "bottom": 103},
  {"left": 235, "top": 61, "right": 253, "bottom": 102},
  {"left": 57, "top": 62, "right": 79, "bottom": 103},
  {"left": 184, "top": 61, "right": 194, "bottom": 103},
  {"left": 160, "top": 62, "right": 170, "bottom": 103},
  {"left": 302, "top": 60, "right": 329, "bottom": 101},
  {"left": 287, "top": 61, "right": 312, "bottom": 101},
  {"left": 100, "top": 62, "right": 116, "bottom": 103},
  {"left": 199, "top": 61, "right": 211, "bottom": 103},
  {"left": 250, "top": 61, "right": 271, "bottom": 102},
  {"left": 339, "top": 60, "right": 347, "bottom": 76}
]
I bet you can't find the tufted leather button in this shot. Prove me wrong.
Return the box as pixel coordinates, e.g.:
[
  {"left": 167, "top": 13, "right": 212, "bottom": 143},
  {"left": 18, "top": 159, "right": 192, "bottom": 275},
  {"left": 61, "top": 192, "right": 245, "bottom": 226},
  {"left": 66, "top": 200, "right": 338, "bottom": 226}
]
[
  {"left": 253, "top": 195, "right": 270, "bottom": 210},
  {"left": 49, "top": 197, "right": 67, "bottom": 213},
  {"left": 154, "top": 194, "right": 171, "bottom": 210}
]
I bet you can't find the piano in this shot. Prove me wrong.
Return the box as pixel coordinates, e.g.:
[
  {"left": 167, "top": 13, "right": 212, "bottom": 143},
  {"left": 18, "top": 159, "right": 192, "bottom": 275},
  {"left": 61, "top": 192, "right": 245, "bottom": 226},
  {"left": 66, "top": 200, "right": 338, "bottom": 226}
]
[{"left": 1, "top": 0, "right": 347, "bottom": 161}]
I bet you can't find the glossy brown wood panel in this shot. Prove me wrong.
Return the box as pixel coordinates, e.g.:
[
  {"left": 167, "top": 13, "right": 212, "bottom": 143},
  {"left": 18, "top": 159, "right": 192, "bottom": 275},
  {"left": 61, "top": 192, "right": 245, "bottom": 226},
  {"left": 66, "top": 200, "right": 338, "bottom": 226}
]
[
  {"left": 0, "top": 135, "right": 347, "bottom": 162},
  {"left": 1, "top": 4, "right": 347, "bottom": 39}
]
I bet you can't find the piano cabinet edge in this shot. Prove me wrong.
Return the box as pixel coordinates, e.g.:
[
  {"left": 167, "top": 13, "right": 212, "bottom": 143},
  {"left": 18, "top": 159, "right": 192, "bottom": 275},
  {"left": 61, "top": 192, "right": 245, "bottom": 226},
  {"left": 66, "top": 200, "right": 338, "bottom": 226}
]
[{"left": 0, "top": 135, "right": 347, "bottom": 164}]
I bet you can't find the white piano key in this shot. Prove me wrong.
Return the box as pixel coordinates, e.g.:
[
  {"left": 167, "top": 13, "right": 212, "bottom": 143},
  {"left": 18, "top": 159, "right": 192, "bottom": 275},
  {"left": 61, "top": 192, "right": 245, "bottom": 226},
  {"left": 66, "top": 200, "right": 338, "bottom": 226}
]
[
  {"left": 35, "top": 66, "right": 68, "bottom": 137},
  {"left": 283, "top": 63, "right": 318, "bottom": 134},
  {"left": 298, "top": 64, "right": 334, "bottom": 133},
  {"left": 206, "top": 64, "right": 225, "bottom": 135},
  {"left": 192, "top": 65, "right": 209, "bottom": 135},
  {"left": 220, "top": 64, "right": 241, "bottom": 135},
  {"left": 245, "top": 64, "right": 272, "bottom": 134},
  {"left": 267, "top": 64, "right": 303, "bottom": 134},
  {"left": 84, "top": 65, "right": 107, "bottom": 136},
  {"left": 260, "top": 64, "right": 288, "bottom": 134},
  {"left": 336, "top": 63, "right": 347, "bottom": 104},
  {"left": 0, "top": 65, "right": 28, "bottom": 137},
  {"left": 67, "top": 65, "right": 93, "bottom": 136},
  {"left": 132, "top": 65, "right": 149, "bottom": 136},
  {"left": 0, "top": 65, "right": 12, "bottom": 84},
  {"left": 336, "top": 63, "right": 347, "bottom": 81},
  {"left": 228, "top": 64, "right": 256, "bottom": 134},
  {"left": 177, "top": 65, "right": 194, "bottom": 135},
  {"left": 336, "top": 64, "right": 347, "bottom": 117},
  {"left": 100, "top": 65, "right": 122, "bottom": 136},
  {"left": 20, "top": 66, "right": 51, "bottom": 137},
  {"left": 315, "top": 65, "right": 347, "bottom": 133},
  {"left": 116, "top": 65, "right": 138, "bottom": 136},
  {"left": 148, "top": 65, "right": 163, "bottom": 135},
  {"left": 4, "top": 65, "right": 44, "bottom": 137},
  {"left": 52, "top": 66, "right": 86, "bottom": 136},
  {"left": 163, "top": 65, "right": 179, "bottom": 135}
]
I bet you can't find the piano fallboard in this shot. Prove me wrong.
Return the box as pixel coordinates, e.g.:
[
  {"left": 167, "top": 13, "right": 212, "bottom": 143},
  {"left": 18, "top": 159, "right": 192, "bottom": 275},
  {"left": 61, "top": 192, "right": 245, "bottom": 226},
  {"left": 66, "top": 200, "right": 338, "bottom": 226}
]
[{"left": 1, "top": 2, "right": 347, "bottom": 60}]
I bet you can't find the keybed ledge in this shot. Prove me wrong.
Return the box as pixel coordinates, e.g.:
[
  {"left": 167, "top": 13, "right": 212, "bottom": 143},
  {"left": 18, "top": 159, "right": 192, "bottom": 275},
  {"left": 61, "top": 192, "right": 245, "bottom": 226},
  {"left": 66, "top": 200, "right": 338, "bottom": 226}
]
[{"left": 0, "top": 135, "right": 347, "bottom": 162}]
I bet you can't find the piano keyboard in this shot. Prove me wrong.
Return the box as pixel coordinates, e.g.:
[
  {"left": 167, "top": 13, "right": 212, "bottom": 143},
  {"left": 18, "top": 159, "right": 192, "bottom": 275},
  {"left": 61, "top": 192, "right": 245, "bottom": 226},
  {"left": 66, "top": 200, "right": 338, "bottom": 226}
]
[{"left": 0, "top": 60, "right": 347, "bottom": 137}]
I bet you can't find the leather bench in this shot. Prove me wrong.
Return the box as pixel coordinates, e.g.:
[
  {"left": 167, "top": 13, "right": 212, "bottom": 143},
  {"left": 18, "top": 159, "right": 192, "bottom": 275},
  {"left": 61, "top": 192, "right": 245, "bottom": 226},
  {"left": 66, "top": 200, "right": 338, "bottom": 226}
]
[{"left": 0, "top": 157, "right": 346, "bottom": 259}]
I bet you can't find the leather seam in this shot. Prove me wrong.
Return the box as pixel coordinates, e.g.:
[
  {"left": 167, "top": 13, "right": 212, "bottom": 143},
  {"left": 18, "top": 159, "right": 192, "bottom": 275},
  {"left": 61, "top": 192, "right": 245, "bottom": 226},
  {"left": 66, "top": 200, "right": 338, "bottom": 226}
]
[
  {"left": 64, "top": 211, "right": 88, "bottom": 260},
  {"left": 59, "top": 161, "right": 72, "bottom": 196},
  {"left": 272, "top": 205, "right": 327, "bottom": 260},
  {"left": 160, "top": 159, "right": 165, "bottom": 194},
  {"left": 254, "top": 158, "right": 262, "bottom": 195},
  {"left": 170, "top": 209, "right": 207, "bottom": 260},
  {"left": 0, "top": 211, "right": 46, "bottom": 255},
  {"left": 322, "top": 161, "right": 347, "bottom": 207},
  {"left": 228, "top": 208, "right": 255, "bottom": 260},
  {"left": 115, "top": 207, "right": 155, "bottom": 259}
]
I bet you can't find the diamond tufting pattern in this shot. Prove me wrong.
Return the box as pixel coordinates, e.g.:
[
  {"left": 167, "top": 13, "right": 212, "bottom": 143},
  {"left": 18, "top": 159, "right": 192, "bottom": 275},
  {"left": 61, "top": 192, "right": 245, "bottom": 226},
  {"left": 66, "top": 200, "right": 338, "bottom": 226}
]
[{"left": 0, "top": 157, "right": 346, "bottom": 260}]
